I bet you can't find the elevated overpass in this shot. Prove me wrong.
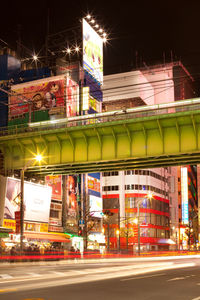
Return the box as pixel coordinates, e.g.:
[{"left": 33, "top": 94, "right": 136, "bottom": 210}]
[{"left": 0, "top": 98, "right": 200, "bottom": 175}]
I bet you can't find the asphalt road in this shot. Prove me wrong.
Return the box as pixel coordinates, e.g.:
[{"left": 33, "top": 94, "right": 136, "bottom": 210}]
[{"left": 0, "top": 256, "right": 200, "bottom": 300}]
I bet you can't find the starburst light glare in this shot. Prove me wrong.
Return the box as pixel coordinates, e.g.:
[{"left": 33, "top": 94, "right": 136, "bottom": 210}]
[
  {"left": 86, "top": 14, "right": 91, "bottom": 19},
  {"left": 99, "top": 28, "right": 103, "bottom": 33},
  {"left": 95, "top": 24, "right": 99, "bottom": 28},
  {"left": 102, "top": 37, "right": 107, "bottom": 43},
  {"left": 35, "top": 154, "right": 42, "bottom": 162},
  {"left": 66, "top": 48, "right": 71, "bottom": 54},
  {"left": 33, "top": 55, "right": 38, "bottom": 61},
  {"left": 102, "top": 32, "right": 107, "bottom": 37},
  {"left": 91, "top": 19, "right": 95, "bottom": 24},
  {"left": 75, "top": 46, "right": 79, "bottom": 52}
]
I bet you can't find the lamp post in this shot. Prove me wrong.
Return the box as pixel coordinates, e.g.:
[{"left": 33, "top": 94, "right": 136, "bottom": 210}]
[
  {"left": 20, "top": 154, "right": 42, "bottom": 255},
  {"left": 137, "top": 192, "right": 153, "bottom": 256}
]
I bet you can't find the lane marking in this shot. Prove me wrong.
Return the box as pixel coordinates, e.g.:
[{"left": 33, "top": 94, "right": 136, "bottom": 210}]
[
  {"left": 121, "top": 273, "right": 166, "bottom": 281},
  {"left": 0, "top": 274, "right": 13, "bottom": 279},
  {"left": 191, "top": 297, "right": 200, "bottom": 300},
  {"left": 27, "top": 273, "right": 42, "bottom": 277},
  {"left": 167, "top": 277, "right": 185, "bottom": 282}
]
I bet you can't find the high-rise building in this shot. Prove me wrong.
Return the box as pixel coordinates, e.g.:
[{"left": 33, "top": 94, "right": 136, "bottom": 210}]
[{"left": 102, "top": 61, "right": 195, "bottom": 251}]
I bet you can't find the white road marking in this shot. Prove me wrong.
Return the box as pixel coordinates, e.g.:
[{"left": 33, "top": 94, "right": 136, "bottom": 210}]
[
  {"left": 191, "top": 297, "right": 200, "bottom": 300},
  {"left": 27, "top": 273, "right": 42, "bottom": 277},
  {"left": 167, "top": 277, "right": 185, "bottom": 281},
  {"left": 0, "top": 274, "right": 13, "bottom": 279},
  {"left": 51, "top": 271, "right": 65, "bottom": 276},
  {"left": 120, "top": 273, "right": 166, "bottom": 281}
]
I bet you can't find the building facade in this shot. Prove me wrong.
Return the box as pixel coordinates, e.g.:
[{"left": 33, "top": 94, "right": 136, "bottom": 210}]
[{"left": 102, "top": 61, "right": 195, "bottom": 251}]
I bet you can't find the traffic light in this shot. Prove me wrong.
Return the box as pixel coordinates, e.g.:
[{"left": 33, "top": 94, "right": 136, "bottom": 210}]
[{"left": 78, "top": 229, "right": 83, "bottom": 236}]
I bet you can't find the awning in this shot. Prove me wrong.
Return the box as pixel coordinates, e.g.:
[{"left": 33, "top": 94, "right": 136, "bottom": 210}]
[
  {"left": 24, "top": 232, "right": 70, "bottom": 243},
  {"left": 158, "top": 239, "right": 176, "bottom": 245}
]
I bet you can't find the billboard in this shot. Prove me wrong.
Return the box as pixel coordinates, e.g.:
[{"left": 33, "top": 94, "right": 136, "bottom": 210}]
[
  {"left": 88, "top": 176, "right": 100, "bottom": 193},
  {"left": 9, "top": 75, "right": 66, "bottom": 118},
  {"left": 4, "top": 177, "right": 52, "bottom": 223},
  {"left": 9, "top": 75, "right": 79, "bottom": 119},
  {"left": 181, "top": 167, "right": 189, "bottom": 225},
  {"left": 66, "top": 175, "right": 78, "bottom": 219},
  {"left": 45, "top": 175, "right": 62, "bottom": 201},
  {"left": 66, "top": 77, "right": 79, "bottom": 117},
  {"left": 83, "top": 18, "right": 103, "bottom": 84},
  {"left": 89, "top": 195, "right": 102, "bottom": 218}
]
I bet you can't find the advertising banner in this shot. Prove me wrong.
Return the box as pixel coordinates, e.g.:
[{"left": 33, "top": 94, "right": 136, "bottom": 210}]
[
  {"left": 66, "top": 77, "right": 79, "bottom": 117},
  {"left": 9, "top": 75, "right": 66, "bottom": 118},
  {"left": 181, "top": 167, "right": 189, "bottom": 225},
  {"left": 45, "top": 175, "right": 62, "bottom": 201},
  {"left": 66, "top": 176, "right": 77, "bottom": 218},
  {"left": 89, "top": 195, "right": 102, "bottom": 218},
  {"left": 4, "top": 177, "right": 52, "bottom": 223},
  {"left": 83, "top": 18, "right": 103, "bottom": 84},
  {"left": 88, "top": 176, "right": 100, "bottom": 193},
  {"left": 0, "top": 175, "right": 7, "bottom": 226}
]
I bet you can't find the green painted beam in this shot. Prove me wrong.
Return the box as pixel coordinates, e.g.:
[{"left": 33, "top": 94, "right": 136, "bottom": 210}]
[{"left": 0, "top": 109, "right": 200, "bottom": 175}]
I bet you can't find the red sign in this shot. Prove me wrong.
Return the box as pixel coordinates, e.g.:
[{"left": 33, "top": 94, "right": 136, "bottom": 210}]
[
  {"left": 45, "top": 175, "right": 62, "bottom": 201},
  {"left": 15, "top": 211, "right": 21, "bottom": 234}
]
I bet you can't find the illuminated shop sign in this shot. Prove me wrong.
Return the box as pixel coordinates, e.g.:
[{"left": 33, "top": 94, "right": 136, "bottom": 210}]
[{"left": 181, "top": 167, "right": 189, "bottom": 224}]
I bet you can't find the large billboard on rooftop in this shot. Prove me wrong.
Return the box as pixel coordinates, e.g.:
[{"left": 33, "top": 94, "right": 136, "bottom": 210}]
[{"left": 82, "top": 18, "right": 103, "bottom": 84}]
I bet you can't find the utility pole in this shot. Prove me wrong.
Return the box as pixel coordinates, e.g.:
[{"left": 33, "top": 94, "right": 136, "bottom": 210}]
[
  {"left": 62, "top": 175, "right": 67, "bottom": 232},
  {"left": 20, "top": 168, "right": 24, "bottom": 255},
  {"left": 137, "top": 201, "right": 140, "bottom": 256}
]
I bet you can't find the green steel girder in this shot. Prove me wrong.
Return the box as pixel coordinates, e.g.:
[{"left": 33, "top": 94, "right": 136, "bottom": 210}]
[{"left": 0, "top": 109, "right": 200, "bottom": 175}]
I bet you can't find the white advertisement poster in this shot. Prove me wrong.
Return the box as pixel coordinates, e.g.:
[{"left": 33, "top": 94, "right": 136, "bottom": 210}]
[
  {"left": 4, "top": 177, "right": 52, "bottom": 223},
  {"left": 89, "top": 195, "right": 102, "bottom": 218}
]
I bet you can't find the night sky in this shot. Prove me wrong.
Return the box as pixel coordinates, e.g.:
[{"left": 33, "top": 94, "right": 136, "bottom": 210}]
[{"left": 1, "top": 1, "right": 200, "bottom": 80}]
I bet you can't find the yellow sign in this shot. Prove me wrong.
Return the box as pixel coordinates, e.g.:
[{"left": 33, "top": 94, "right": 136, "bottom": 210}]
[
  {"left": 3, "top": 219, "right": 16, "bottom": 230},
  {"left": 40, "top": 223, "right": 48, "bottom": 232}
]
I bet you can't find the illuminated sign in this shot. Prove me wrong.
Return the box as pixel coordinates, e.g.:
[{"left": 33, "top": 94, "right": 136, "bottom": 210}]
[
  {"left": 9, "top": 75, "right": 79, "bottom": 119},
  {"left": 89, "top": 195, "right": 102, "bottom": 218},
  {"left": 82, "top": 18, "right": 103, "bottom": 84},
  {"left": 88, "top": 176, "right": 100, "bottom": 193},
  {"left": 9, "top": 75, "right": 66, "bottom": 117},
  {"left": 4, "top": 178, "right": 52, "bottom": 223},
  {"left": 66, "top": 77, "right": 79, "bottom": 117},
  {"left": 82, "top": 87, "right": 90, "bottom": 110},
  {"left": 45, "top": 175, "right": 62, "bottom": 201},
  {"left": 181, "top": 167, "right": 189, "bottom": 224}
]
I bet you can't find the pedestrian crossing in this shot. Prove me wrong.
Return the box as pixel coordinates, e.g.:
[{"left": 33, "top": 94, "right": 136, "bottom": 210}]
[{"left": 0, "top": 261, "right": 196, "bottom": 284}]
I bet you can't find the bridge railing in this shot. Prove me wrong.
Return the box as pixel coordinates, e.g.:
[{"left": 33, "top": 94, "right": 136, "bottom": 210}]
[{"left": 1, "top": 98, "right": 200, "bottom": 137}]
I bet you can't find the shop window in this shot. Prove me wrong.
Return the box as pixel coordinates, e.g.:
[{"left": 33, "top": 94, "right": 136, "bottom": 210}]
[{"left": 50, "top": 210, "right": 59, "bottom": 218}]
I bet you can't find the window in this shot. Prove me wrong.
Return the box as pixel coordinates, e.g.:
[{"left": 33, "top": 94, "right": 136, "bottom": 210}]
[{"left": 50, "top": 210, "right": 59, "bottom": 218}]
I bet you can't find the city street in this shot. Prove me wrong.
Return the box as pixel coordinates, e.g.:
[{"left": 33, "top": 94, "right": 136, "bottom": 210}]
[{"left": 0, "top": 256, "right": 200, "bottom": 299}]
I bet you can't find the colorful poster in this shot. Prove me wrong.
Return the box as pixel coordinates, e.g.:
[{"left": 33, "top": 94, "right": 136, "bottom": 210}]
[
  {"left": 45, "top": 175, "right": 62, "bottom": 201},
  {"left": 9, "top": 76, "right": 66, "bottom": 117},
  {"left": 83, "top": 18, "right": 103, "bottom": 84},
  {"left": 66, "top": 175, "right": 77, "bottom": 218},
  {"left": 88, "top": 176, "right": 100, "bottom": 193},
  {"left": 66, "top": 77, "right": 79, "bottom": 117}
]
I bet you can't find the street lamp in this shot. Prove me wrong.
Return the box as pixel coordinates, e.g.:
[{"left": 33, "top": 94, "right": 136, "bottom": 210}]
[
  {"left": 20, "top": 154, "right": 43, "bottom": 255},
  {"left": 137, "top": 192, "right": 153, "bottom": 256}
]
